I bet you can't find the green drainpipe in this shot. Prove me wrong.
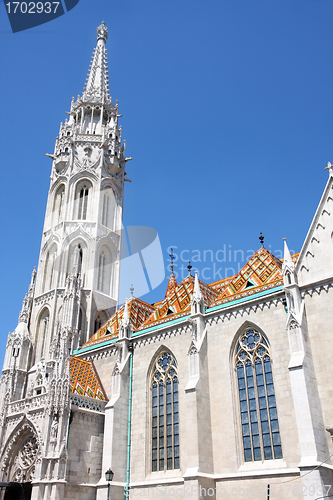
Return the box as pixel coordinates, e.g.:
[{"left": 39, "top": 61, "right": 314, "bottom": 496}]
[{"left": 125, "top": 350, "right": 133, "bottom": 500}]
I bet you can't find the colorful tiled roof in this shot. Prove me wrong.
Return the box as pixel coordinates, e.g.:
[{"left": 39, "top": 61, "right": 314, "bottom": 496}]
[
  {"left": 78, "top": 247, "right": 299, "bottom": 351},
  {"left": 69, "top": 356, "right": 106, "bottom": 400},
  {"left": 165, "top": 273, "right": 177, "bottom": 297},
  {"left": 83, "top": 297, "right": 156, "bottom": 348},
  {"left": 209, "top": 247, "right": 285, "bottom": 308}
]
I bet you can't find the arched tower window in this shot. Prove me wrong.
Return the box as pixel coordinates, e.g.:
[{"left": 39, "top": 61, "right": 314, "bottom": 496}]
[
  {"left": 42, "top": 245, "right": 57, "bottom": 293},
  {"left": 74, "top": 180, "right": 92, "bottom": 221},
  {"left": 235, "top": 327, "right": 283, "bottom": 462},
  {"left": 77, "top": 244, "right": 83, "bottom": 276},
  {"left": 97, "top": 246, "right": 112, "bottom": 295},
  {"left": 98, "top": 252, "right": 105, "bottom": 291},
  {"left": 151, "top": 351, "right": 179, "bottom": 472},
  {"left": 102, "top": 187, "right": 116, "bottom": 229},
  {"left": 36, "top": 308, "right": 50, "bottom": 361},
  {"left": 78, "top": 186, "right": 89, "bottom": 220},
  {"left": 78, "top": 307, "right": 86, "bottom": 346},
  {"left": 53, "top": 185, "right": 65, "bottom": 226}
]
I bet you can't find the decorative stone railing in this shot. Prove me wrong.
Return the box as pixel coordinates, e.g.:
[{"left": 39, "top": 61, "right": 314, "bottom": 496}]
[
  {"left": 75, "top": 134, "right": 102, "bottom": 142},
  {"left": 7, "top": 394, "right": 48, "bottom": 416},
  {"left": 70, "top": 394, "right": 106, "bottom": 413}
]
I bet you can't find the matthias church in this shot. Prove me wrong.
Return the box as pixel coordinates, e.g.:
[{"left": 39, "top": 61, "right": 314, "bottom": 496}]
[{"left": 0, "top": 23, "right": 332, "bottom": 500}]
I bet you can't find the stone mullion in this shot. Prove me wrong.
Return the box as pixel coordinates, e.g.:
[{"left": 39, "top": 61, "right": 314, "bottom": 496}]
[
  {"left": 260, "top": 358, "right": 273, "bottom": 459},
  {"left": 252, "top": 357, "right": 265, "bottom": 461},
  {"left": 243, "top": 359, "right": 255, "bottom": 462}
]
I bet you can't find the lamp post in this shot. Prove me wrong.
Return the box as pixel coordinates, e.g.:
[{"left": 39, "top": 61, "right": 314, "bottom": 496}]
[{"left": 105, "top": 468, "right": 114, "bottom": 500}]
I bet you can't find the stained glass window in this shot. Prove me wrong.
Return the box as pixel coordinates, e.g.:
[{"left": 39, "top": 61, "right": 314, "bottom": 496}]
[
  {"left": 235, "top": 328, "right": 283, "bottom": 462},
  {"left": 151, "top": 351, "right": 179, "bottom": 472}
]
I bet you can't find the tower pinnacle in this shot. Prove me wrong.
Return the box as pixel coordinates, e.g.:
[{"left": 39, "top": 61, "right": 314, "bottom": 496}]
[{"left": 83, "top": 22, "right": 110, "bottom": 102}]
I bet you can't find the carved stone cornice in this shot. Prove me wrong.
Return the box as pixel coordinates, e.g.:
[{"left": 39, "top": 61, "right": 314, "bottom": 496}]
[{"left": 34, "top": 291, "right": 55, "bottom": 306}]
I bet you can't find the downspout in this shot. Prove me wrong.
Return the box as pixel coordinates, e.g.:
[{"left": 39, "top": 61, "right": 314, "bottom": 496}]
[{"left": 125, "top": 349, "right": 133, "bottom": 500}]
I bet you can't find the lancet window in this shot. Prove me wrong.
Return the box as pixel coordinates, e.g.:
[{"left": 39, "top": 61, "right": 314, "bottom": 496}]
[
  {"left": 151, "top": 351, "right": 179, "bottom": 472},
  {"left": 78, "top": 186, "right": 89, "bottom": 220},
  {"left": 53, "top": 185, "right": 65, "bottom": 225},
  {"left": 235, "top": 327, "right": 283, "bottom": 462}
]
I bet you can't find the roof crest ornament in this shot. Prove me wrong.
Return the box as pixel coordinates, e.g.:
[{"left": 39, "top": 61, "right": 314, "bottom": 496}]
[
  {"left": 325, "top": 161, "right": 333, "bottom": 177},
  {"left": 169, "top": 247, "right": 175, "bottom": 274},
  {"left": 259, "top": 232, "right": 264, "bottom": 248}
]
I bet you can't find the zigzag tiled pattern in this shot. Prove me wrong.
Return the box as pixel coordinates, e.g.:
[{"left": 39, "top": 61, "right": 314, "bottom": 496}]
[
  {"left": 69, "top": 357, "right": 106, "bottom": 400},
  {"left": 81, "top": 247, "right": 299, "bottom": 350}
]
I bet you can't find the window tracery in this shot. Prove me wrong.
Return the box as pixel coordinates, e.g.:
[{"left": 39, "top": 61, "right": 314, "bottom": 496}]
[
  {"left": 235, "top": 328, "right": 282, "bottom": 462},
  {"left": 151, "top": 351, "right": 179, "bottom": 472}
]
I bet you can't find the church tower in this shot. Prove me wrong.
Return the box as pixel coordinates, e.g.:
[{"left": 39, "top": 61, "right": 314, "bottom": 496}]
[
  {"left": 0, "top": 24, "right": 129, "bottom": 493},
  {"left": 28, "top": 21, "right": 128, "bottom": 363}
]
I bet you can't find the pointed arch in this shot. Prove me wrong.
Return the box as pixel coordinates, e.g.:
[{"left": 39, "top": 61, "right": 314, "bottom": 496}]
[
  {"left": 149, "top": 347, "right": 179, "bottom": 472},
  {"left": 42, "top": 243, "right": 58, "bottom": 292},
  {"left": 0, "top": 418, "right": 40, "bottom": 483},
  {"left": 64, "top": 238, "right": 88, "bottom": 286},
  {"left": 232, "top": 323, "right": 283, "bottom": 463},
  {"left": 73, "top": 178, "right": 93, "bottom": 221},
  {"left": 97, "top": 244, "right": 113, "bottom": 295},
  {"left": 94, "top": 309, "right": 108, "bottom": 334},
  {"left": 78, "top": 305, "right": 87, "bottom": 346},
  {"left": 52, "top": 183, "right": 66, "bottom": 226},
  {"left": 35, "top": 307, "right": 50, "bottom": 362},
  {"left": 101, "top": 185, "right": 117, "bottom": 230}
]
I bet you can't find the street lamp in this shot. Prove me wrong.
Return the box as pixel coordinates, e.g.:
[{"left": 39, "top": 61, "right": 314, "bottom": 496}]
[{"left": 105, "top": 468, "right": 114, "bottom": 500}]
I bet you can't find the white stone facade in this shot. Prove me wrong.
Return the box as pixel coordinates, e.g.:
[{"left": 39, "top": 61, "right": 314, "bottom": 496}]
[{"left": 0, "top": 24, "right": 332, "bottom": 500}]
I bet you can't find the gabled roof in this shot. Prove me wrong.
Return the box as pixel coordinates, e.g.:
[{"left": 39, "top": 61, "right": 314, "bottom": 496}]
[
  {"left": 295, "top": 172, "right": 333, "bottom": 285},
  {"left": 165, "top": 273, "right": 177, "bottom": 297},
  {"left": 78, "top": 247, "right": 299, "bottom": 351},
  {"left": 209, "top": 247, "right": 285, "bottom": 308},
  {"left": 83, "top": 297, "right": 156, "bottom": 348},
  {"left": 140, "top": 274, "right": 219, "bottom": 329},
  {"left": 69, "top": 356, "right": 106, "bottom": 400}
]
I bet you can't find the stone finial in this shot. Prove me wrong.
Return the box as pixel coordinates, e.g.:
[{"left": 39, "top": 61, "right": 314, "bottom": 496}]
[
  {"left": 325, "top": 161, "right": 333, "bottom": 176},
  {"left": 120, "top": 299, "right": 130, "bottom": 328},
  {"left": 193, "top": 271, "right": 203, "bottom": 302},
  {"left": 97, "top": 22, "right": 108, "bottom": 42}
]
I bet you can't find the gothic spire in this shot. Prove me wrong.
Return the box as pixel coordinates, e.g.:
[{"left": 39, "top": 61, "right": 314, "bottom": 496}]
[
  {"left": 282, "top": 238, "right": 294, "bottom": 270},
  {"left": 82, "top": 22, "right": 110, "bottom": 102}
]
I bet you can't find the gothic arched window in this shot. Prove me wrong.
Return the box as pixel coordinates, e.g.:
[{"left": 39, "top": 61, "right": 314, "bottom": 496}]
[
  {"left": 102, "top": 187, "right": 116, "bottom": 229},
  {"left": 37, "top": 308, "right": 50, "bottom": 362},
  {"left": 53, "top": 185, "right": 65, "bottom": 226},
  {"left": 235, "top": 327, "right": 283, "bottom": 462},
  {"left": 74, "top": 180, "right": 92, "bottom": 221},
  {"left": 78, "top": 186, "right": 89, "bottom": 220},
  {"left": 151, "top": 351, "right": 179, "bottom": 472}
]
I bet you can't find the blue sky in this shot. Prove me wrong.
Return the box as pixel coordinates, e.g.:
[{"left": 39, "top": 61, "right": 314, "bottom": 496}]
[{"left": 0, "top": 0, "right": 332, "bottom": 362}]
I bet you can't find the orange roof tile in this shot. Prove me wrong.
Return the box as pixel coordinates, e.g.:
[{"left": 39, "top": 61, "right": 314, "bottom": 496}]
[
  {"left": 69, "top": 356, "right": 105, "bottom": 400},
  {"left": 77, "top": 247, "right": 299, "bottom": 350},
  {"left": 82, "top": 297, "right": 156, "bottom": 348}
]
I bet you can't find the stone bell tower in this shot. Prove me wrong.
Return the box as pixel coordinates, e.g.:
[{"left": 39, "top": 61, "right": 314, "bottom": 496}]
[
  {"left": 0, "top": 23, "right": 130, "bottom": 495},
  {"left": 26, "top": 21, "right": 130, "bottom": 364}
]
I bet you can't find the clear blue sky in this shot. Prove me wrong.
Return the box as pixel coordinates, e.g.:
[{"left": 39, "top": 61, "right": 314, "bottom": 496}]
[{"left": 0, "top": 0, "right": 332, "bottom": 363}]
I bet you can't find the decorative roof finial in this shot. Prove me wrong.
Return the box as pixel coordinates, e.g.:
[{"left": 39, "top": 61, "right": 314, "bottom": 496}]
[
  {"left": 325, "top": 161, "right": 333, "bottom": 176},
  {"left": 187, "top": 261, "right": 192, "bottom": 276},
  {"left": 169, "top": 248, "right": 175, "bottom": 274},
  {"left": 130, "top": 284, "right": 134, "bottom": 297},
  {"left": 97, "top": 22, "right": 108, "bottom": 43},
  {"left": 82, "top": 25, "right": 110, "bottom": 101},
  {"left": 259, "top": 232, "right": 264, "bottom": 248}
]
